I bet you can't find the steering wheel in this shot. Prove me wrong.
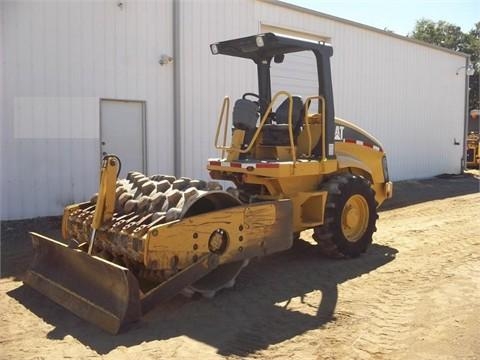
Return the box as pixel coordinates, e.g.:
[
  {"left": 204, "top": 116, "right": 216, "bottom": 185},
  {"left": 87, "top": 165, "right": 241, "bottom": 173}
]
[
  {"left": 242, "top": 92, "right": 276, "bottom": 124},
  {"left": 242, "top": 92, "right": 260, "bottom": 102},
  {"left": 242, "top": 92, "right": 267, "bottom": 108}
]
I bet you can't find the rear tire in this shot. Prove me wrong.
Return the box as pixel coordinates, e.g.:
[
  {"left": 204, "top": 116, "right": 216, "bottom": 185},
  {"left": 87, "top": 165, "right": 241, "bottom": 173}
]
[{"left": 313, "top": 173, "right": 378, "bottom": 258}]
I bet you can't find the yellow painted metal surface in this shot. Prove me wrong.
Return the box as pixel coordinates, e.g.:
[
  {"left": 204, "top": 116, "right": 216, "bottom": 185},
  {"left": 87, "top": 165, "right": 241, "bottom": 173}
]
[
  {"left": 92, "top": 156, "right": 119, "bottom": 230},
  {"left": 145, "top": 200, "right": 292, "bottom": 270},
  {"left": 290, "top": 190, "right": 328, "bottom": 231},
  {"left": 336, "top": 143, "right": 389, "bottom": 205},
  {"left": 226, "top": 129, "right": 246, "bottom": 161},
  {"left": 208, "top": 159, "right": 339, "bottom": 178},
  {"left": 297, "top": 123, "right": 322, "bottom": 156}
]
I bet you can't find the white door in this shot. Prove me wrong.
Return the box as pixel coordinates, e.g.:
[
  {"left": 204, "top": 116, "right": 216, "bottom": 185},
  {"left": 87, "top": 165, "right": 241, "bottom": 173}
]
[{"left": 100, "top": 99, "right": 145, "bottom": 177}]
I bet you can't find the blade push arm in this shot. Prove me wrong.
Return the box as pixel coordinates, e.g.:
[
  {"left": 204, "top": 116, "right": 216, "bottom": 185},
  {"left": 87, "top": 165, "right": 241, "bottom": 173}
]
[{"left": 88, "top": 155, "right": 120, "bottom": 254}]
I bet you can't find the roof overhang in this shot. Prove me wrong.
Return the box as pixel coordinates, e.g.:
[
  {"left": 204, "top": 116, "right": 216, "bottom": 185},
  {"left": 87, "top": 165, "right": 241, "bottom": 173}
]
[{"left": 259, "top": 0, "right": 468, "bottom": 59}]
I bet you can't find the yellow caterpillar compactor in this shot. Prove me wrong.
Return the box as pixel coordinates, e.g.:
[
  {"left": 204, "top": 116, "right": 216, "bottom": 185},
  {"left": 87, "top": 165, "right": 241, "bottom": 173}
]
[
  {"left": 467, "top": 132, "right": 479, "bottom": 168},
  {"left": 466, "top": 110, "right": 479, "bottom": 168},
  {"left": 25, "top": 33, "right": 393, "bottom": 333}
]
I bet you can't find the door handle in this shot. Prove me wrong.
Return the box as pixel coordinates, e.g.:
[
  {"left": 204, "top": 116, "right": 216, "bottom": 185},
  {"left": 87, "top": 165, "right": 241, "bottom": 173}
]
[
  {"left": 102, "top": 151, "right": 107, "bottom": 156},
  {"left": 101, "top": 141, "right": 106, "bottom": 146}
]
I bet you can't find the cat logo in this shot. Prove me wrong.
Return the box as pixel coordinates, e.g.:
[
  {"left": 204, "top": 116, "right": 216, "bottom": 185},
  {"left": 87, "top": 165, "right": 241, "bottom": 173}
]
[{"left": 335, "top": 125, "right": 345, "bottom": 140}]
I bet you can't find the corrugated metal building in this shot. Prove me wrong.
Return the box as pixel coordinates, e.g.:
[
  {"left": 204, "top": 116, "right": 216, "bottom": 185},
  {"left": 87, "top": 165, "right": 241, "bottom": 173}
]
[{"left": 0, "top": 0, "right": 468, "bottom": 219}]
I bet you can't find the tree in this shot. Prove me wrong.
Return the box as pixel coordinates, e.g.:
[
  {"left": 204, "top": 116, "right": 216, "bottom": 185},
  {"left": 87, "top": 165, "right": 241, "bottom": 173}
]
[
  {"left": 465, "top": 23, "right": 480, "bottom": 110},
  {"left": 410, "top": 19, "right": 479, "bottom": 110}
]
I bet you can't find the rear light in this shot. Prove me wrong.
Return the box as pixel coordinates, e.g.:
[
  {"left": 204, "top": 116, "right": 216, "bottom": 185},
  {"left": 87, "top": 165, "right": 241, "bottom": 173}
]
[{"left": 382, "top": 156, "right": 389, "bottom": 182}]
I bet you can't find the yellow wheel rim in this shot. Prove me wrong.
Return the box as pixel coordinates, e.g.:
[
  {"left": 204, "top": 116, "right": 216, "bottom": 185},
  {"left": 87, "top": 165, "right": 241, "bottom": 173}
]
[{"left": 341, "top": 194, "right": 369, "bottom": 242}]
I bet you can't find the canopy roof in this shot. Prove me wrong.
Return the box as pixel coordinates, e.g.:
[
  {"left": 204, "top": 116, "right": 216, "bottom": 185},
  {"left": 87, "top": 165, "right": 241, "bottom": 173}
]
[{"left": 210, "top": 32, "right": 333, "bottom": 63}]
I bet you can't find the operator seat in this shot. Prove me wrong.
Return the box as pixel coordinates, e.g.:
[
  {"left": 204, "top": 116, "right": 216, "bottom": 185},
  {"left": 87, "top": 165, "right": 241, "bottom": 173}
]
[
  {"left": 262, "top": 96, "right": 304, "bottom": 146},
  {"left": 232, "top": 98, "right": 259, "bottom": 148}
]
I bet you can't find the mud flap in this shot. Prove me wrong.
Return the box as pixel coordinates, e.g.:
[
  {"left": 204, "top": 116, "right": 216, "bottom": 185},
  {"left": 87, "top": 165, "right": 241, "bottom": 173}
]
[{"left": 24, "top": 232, "right": 142, "bottom": 334}]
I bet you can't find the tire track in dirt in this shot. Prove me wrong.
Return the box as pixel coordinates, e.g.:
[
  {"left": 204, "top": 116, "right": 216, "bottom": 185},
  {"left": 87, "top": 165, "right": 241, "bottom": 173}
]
[
  {"left": 227, "top": 194, "right": 480, "bottom": 359},
  {"left": 178, "top": 194, "right": 480, "bottom": 359},
  {"left": 321, "top": 194, "right": 480, "bottom": 359}
]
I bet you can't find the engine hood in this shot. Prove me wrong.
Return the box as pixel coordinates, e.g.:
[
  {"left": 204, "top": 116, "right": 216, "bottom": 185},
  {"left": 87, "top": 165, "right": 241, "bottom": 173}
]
[{"left": 334, "top": 118, "right": 384, "bottom": 152}]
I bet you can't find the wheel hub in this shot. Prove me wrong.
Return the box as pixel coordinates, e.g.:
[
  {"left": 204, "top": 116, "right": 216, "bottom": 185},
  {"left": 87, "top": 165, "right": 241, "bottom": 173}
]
[
  {"left": 345, "top": 205, "right": 360, "bottom": 228},
  {"left": 341, "top": 194, "right": 369, "bottom": 242},
  {"left": 208, "top": 229, "right": 228, "bottom": 254}
]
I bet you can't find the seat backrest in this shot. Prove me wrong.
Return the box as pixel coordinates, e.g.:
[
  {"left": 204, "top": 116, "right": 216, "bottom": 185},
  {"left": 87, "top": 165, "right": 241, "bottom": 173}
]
[
  {"left": 232, "top": 99, "right": 259, "bottom": 131},
  {"left": 275, "top": 96, "right": 304, "bottom": 131}
]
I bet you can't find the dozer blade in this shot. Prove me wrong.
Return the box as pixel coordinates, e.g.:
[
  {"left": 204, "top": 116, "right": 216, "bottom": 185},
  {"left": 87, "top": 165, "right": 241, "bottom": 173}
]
[{"left": 24, "top": 232, "right": 141, "bottom": 334}]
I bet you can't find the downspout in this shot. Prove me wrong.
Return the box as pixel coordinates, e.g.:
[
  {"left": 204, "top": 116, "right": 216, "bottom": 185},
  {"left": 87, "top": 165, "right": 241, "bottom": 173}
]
[
  {"left": 173, "top": 0, "right": 181, "bottom": 177},
  {"left": 461, "top": 55, "right": 470, "bottom": 173}
]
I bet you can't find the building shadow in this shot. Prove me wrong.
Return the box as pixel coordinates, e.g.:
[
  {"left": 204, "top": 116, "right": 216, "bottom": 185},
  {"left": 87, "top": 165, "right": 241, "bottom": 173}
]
[
  {"left": 380, "top": 173, "right": 479, "bottom": 211},
  {"left": 8, "top": 241, "right": 397, "bottom": 356},
  {"left": 1, "top": 217, "right": 61, "bottom": 279}
]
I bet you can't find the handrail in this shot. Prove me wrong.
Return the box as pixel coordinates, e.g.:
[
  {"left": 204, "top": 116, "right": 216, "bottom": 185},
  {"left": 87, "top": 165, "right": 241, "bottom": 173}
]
[
  {"left": 304, "top": 95, "right": 327, "bottom": 161},
  {"left": 302, "top": 100, "right": 313, "bottom": 157},
  {"left": 214, "top": 96, "right": 230, "bottom": 158},
  {"left": 215, "top": 91, "right": 297, "bottom": 164}
]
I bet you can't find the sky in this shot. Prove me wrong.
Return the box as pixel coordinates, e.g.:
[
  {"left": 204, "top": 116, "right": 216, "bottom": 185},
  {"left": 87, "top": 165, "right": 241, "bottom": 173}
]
[{"left": 284, "top": 0, "right": 479, "bottom": 36}]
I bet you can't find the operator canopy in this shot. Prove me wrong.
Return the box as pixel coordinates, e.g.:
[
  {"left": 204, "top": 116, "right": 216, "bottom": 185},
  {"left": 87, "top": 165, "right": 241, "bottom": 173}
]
[
  {"left": 209, "top": 32, "right": 333, "bottom": 62},
  {"left": 210, "top": 32, "right": 336, "bottom": 159}
]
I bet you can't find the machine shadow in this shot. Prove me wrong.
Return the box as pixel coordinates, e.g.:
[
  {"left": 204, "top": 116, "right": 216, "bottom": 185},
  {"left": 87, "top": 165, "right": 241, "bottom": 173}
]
[{"left": 8, "top": 241, "right": 397, "bottom": 356}]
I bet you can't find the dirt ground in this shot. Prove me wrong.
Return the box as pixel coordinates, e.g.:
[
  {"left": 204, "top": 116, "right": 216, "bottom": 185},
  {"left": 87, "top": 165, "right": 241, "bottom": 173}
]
[{"left": 1, "top": 172, "right": 479, "bottom": 359}]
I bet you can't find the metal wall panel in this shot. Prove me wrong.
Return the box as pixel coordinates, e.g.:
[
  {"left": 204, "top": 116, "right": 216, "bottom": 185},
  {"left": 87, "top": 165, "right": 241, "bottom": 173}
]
[
  {"left": 1, "top": 0, "right": 174, "bottom": 219},
  {"left": 176, "top": 0, "right": 257, "bottom": 180}
]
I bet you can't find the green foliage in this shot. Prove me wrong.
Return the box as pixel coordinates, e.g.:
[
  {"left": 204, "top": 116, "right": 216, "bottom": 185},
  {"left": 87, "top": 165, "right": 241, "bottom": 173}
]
[{"left": 411, "top": 19, "right": 479, "bottom": 110}]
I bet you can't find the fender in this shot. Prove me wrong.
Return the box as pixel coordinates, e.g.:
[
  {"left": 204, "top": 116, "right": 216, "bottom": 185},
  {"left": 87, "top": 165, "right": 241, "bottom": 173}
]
[{"left": 336, "top": 153, "right": 374, "bottom": 181}]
